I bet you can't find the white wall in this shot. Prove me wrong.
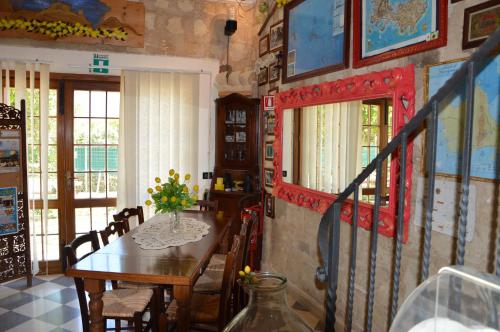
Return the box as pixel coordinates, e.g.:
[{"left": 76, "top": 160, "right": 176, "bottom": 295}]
[{"left": 0, "top": 44, "right": 219, "bottom": 193}]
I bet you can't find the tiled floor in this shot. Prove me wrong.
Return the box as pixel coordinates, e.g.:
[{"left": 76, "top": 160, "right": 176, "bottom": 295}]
[{"left": 0, "top": 274, "right": 323, "bottom": 331}]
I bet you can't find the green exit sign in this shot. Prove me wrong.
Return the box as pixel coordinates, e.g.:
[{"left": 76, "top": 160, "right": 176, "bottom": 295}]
[{"left": 91, "top": 54, "right": 109, "bottom": 74}]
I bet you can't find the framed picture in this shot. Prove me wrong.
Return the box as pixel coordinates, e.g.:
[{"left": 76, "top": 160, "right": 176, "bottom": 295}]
[
  {"left": 258, "top": 67, "right": 269, "bottom": 86},
  {"left": 269, "top": 62, "right": 280, "bottom": 83},
  {"left": 265, "top": 141, "right": 274, "bottom": 161},
  {"left": 265, "top": 192, "right": 275, "bottom": 218},
  {"left": 283, "top": 0, "right": 350, "bottom": 83},
  {"left": 268, "top": 87, "right": 279, "bottom": 95},
  {"left": 266, "top": 112, "right": 275, "bottom": 136},
  {"left": 462, "top": 0, "right": 500, "bottom": 50},
  {"left": 353, "top": 0, "right": 447, "bottom": 68},
  {"left": 0, "top": 134, "right": 21, "bottom": 174},
  {"left": 259, "top": 34, "right": 270, "bottom": 57},
  {"left": 423, "top": 55, "right": 500, "bottom": 181},
  {"left": 269, "top": 20, "right": 284, "bottom": 52},
  {"left": 264, "top": 168, "right": 274, "bottom": 188},
  {"left": 0, "top": 187, "right": 18, "bottom": 236}
]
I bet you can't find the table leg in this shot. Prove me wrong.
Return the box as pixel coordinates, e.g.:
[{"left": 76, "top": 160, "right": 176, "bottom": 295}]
[
  {"left": 173, "top": 285, "right": 192, "bottom": 332},
  {"left": 85, "top": 278, "right": 105, "bottom": 332}
]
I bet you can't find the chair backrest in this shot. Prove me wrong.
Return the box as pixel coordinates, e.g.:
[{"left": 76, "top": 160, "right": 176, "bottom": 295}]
[
  {"left": 218, "top": 235, "right": 241, "bottom": 331},
  {"left": 63, "top": 231, "right": 101, "bottom": 332},
  {"left": 99, "top": 220, "right": 130, "bottom": 246},
  {"left": 197, "top": 200, "right": 219, "bottom": 212},
  {"left": 241, "top": 210, "right": 258, "bottom": 270},
  {"left": 113, "top": 206, "right": 145, "bottom": 226}
]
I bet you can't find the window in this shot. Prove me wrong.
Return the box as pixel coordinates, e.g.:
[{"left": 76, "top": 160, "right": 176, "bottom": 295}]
[{"left": 360, "top": 99, "right": 393, "bottom": 204}]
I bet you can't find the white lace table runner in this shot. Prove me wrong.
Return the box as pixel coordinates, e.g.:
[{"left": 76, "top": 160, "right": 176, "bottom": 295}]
[{"left": 132, "top": 214, "right": 210, "bottom": 250}]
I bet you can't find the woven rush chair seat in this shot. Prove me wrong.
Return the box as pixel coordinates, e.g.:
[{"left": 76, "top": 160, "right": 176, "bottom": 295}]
[
  {"left": 118, "top": 281, "right": 158, "bottom": 289},
  {"left": 193, "top": 269, "right": 223, "bottom": 293},
  {"left": 103, "top": 288, "right": 153, "bottom": 318},
  {"left": 166, "top": 293, "right": 219, "bottom": 323}
]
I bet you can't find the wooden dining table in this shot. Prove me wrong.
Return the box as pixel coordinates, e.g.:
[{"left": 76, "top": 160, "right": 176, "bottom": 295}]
[{"left": 65, "top": 211, "right": 230, "bottom": 332}]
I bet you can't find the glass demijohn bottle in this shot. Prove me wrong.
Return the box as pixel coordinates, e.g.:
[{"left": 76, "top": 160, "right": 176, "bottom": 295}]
[{"left": 223, "top": 272, "right": 313, "bottom": 332}]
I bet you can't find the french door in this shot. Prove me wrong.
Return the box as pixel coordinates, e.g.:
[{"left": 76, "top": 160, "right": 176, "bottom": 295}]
[{"left": 29, "top": 76, "right": 120, "bottom": 273}]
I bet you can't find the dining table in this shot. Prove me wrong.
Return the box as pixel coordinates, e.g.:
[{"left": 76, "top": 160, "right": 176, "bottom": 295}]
[{"left": 65, "top": 210, "right": 230, "bottom": 332}]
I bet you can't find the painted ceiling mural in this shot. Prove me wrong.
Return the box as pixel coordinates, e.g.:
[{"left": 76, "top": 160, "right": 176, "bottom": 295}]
[{"left": 0, "top": 0, "right": 145, "bottom": 47}]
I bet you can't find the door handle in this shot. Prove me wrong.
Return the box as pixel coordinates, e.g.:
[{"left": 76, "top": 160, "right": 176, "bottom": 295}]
[{"left": 65, "top": 171, "right": 75, "bottom": 189}]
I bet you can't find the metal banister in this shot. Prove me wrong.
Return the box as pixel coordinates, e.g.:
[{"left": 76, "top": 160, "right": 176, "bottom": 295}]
[{"left": 316, "top": 26, "right": 500, "bottom": 331}]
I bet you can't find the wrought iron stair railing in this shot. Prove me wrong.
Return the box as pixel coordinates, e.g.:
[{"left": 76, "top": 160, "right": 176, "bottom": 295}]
[{"left": 316, "top": 26, "right": 500, "bottom": 332}]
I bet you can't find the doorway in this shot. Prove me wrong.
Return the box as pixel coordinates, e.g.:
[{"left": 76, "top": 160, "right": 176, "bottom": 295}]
[{"left": 23, "top": 75, "right": 120, "bottom": 273}]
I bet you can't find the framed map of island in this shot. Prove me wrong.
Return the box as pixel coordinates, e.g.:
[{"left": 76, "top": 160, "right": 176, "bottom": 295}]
[
  {"left": 282, "top": 0, "right": 350, "bottom": 83},
  {"left": 424, "top": 55, "right": 500, "bottom": 181},
  {"left": 0, "top": 0, "right": 144, "bottom": 47},
  {"left": 353, "top": 0, "right": 447, "bottom": 68}
]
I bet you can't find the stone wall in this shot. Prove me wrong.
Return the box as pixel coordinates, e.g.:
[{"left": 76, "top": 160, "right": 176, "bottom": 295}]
[
  {"left": 0, "top": 0, "right": 261, "bottom": 72},
  {"left": 259, "top": 1, "right": 499, "bottom": 331}
]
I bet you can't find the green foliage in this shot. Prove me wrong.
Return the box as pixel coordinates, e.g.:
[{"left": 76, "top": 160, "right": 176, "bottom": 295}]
[{"left": 146, "top": 171, "right": 198, "bottom": 214}]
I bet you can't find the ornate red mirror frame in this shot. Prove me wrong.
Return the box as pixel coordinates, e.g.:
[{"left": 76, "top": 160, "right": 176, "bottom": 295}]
[{"left": 273, "top": 65, "right": 415, "bottom": 239}]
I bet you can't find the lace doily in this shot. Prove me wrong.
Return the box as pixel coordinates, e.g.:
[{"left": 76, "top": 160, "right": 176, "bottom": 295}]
[{"left": 132, "top": 214, "right": 210, "bottom": 250}]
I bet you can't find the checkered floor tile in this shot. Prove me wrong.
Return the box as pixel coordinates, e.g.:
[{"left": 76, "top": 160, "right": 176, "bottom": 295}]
[
  {"left": 1, "top": 274, "right": 324, "bottom": 331},
  {"left": 0, "top": 276, "right": 80, "bottom": 332}
]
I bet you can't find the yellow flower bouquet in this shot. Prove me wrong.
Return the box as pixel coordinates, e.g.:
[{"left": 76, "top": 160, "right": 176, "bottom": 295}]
[{"left": 145, "top": 169, "right": 199, "bottom": 214}]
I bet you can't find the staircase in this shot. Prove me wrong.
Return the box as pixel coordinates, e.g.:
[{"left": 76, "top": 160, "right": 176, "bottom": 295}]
[{"left": 315, "top": 27, "right": 500, "bottom": 332}]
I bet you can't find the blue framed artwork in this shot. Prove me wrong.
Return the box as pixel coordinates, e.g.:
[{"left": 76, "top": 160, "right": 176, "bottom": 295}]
[
  {"left": 283, "top": 0, "right": 350, "bottom": 83},
  {"left": 424, "top": 55, "right": 500, "bottom": 181},
  {"left": 353, "top": 0, "right": 447, "bottom": 68},
  {"left": 0, "top": 187, "right": 18, "bottom": 236}
]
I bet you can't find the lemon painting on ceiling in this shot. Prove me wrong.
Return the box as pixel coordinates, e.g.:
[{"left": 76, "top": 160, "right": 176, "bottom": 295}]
[{"left": 0, "top": 0, "right": 145, "bottom": 47}]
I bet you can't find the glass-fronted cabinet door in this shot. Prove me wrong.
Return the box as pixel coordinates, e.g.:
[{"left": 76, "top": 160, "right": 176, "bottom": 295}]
[{"left": 215, "top": 94, "right": 259, "bottom": 169}]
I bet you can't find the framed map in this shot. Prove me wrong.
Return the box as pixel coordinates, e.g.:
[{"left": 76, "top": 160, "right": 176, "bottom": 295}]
[
  {"left": 353, "top": 0, "right": 447, "bottom": 68},
  {"left": 424, "top": 55, "right": 500, "bottom": 181},
  {"left": 283, "top": 0, "right": 350, "bottom": 83}
]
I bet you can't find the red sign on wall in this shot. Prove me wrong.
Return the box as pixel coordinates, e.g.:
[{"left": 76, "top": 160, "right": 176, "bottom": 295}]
[{"left": 263, "top": 95, "right": 274, "bottom": 111}]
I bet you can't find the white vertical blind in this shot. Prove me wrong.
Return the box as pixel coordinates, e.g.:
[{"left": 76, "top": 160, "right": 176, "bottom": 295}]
[
  {"left": 10, "top": 62, "right": 49, "bottom": 275},
  {"left": 14, "top": 63, "right": 26, "bottom": 110},
  {"left": 27, "top": 63, "right": 39, "bottom": 275},
  {"left": 39, "top": 64, "right": 49, "bottom": 274},
  {"left": 118, "top": 71, "right": 200, "bottom": 219},
  {"left": 299, "top": 101, "right": 362, "bottom": 194}
]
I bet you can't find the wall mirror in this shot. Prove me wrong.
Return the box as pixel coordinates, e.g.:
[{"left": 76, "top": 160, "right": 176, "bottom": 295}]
[{"left": 273, "top": 65, "right": 415, "bottom": 238}]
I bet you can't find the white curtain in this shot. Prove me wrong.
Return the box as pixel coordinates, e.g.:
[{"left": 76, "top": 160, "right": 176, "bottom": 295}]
[
  {"left": 118, "top": 71, "right": 200, "bottom": 219},
  {"left": 3, "top": 62, "right": 50, "bottom": 275},
  {"left": 300, "top": 101, "right": 362, "bottom": 194}
]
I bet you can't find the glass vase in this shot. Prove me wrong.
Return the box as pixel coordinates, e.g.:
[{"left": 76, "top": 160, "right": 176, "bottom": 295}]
[
  {"left": 223, "top": 272, "right": 312, "bottom": 332},
  {"left": 170, "top": 210, "right": 181, "bottom": 233}
]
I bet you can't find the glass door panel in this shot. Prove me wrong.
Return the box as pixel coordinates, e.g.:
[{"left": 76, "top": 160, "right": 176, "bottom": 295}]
[{"left": 67, "top": 83, "right": 119, "bottom": 240}]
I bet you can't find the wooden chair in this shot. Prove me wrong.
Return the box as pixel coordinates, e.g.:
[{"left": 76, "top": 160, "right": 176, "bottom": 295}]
[
  {"left": 114, "top": 206, "right": 145, "bottom": 227},
  {"left": 63, "top": 231, "right": 158, "bottom": 332},
  {"left": 194, "top": 210, "right": 257, "bottom": 289},
  {"left": 99, "top": 220, "right": 131, "bottom": 246},
  {"left": 166, "top": 235, "right": 242, "bottom": 331},
  {"left": 197, "top": 200, "right": 219, "bottom": 212}
]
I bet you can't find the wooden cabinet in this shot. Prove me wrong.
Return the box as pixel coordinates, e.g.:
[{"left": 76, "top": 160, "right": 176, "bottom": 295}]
[{"left": 210, "top": 93, "right": 261, "bottom": 219}]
